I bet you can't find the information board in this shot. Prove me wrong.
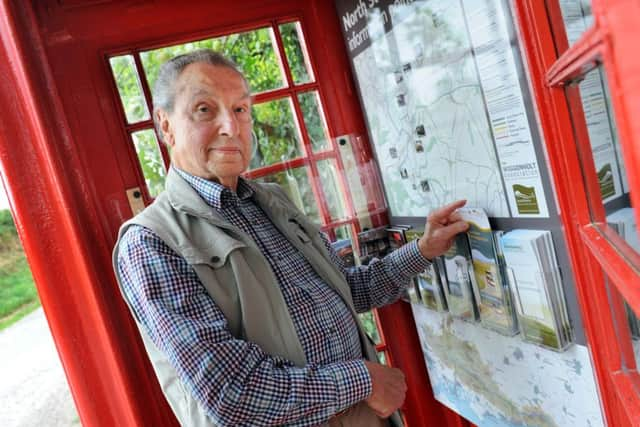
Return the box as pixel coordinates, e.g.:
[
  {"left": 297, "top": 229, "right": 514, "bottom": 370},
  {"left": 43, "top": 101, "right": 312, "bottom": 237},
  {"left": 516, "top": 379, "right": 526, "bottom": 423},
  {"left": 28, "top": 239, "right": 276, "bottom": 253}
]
[
  {"left": 338, "top": 0, "right": 549, "bottom": 218},
  {"left": 336, "top": 1, "right": 604, "bottom": 426}
]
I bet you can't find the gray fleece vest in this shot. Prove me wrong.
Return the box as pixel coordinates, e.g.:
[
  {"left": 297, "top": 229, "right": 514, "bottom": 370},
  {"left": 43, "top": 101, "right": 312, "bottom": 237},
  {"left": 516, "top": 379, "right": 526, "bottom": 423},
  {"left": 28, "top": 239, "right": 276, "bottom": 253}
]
[{"left": 112, "top": 168, "right": 397, "bottom": 426}]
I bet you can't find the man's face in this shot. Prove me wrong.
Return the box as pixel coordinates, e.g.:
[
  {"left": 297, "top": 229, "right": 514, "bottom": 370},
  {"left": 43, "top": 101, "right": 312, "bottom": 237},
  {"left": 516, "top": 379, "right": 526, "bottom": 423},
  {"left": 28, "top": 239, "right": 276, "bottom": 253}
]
[{"left": 158, "top": 62, "right": 253, "bottom": 189}]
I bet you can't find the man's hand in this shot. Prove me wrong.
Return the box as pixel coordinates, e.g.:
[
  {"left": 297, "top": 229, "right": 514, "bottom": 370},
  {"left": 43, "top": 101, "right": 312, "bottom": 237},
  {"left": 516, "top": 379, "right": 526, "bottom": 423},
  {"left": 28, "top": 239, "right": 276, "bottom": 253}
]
[
  {"left": 364, "top": 360, "right": 407, "bottom": 418},
  {"left": 418, "top": 200, "right": 469, "bottom": 260}
]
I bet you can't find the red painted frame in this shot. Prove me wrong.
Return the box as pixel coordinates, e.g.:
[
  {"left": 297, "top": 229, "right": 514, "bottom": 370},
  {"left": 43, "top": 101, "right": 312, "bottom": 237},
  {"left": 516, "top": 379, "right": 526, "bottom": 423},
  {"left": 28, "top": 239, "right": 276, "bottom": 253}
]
[{"left": 512, "top": 0, "right": 640, "bottom": 425}]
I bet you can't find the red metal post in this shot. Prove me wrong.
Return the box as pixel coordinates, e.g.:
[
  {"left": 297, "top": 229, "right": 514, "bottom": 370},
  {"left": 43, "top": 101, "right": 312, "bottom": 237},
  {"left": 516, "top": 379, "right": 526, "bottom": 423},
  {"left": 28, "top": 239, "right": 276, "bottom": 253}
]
[{"left": 0, "top": 1, "right": 177, "bottom": 425}]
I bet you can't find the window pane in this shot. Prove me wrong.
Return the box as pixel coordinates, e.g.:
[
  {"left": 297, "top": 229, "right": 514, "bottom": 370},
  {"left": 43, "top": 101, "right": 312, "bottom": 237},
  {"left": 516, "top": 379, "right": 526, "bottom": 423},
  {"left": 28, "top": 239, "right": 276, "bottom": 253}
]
[
  {"left": 550, "top": 0, "right": 593, "bottom": 51},
  {"left": 625, "top": 301, "right": 640, "bottom": 370},
  {"left": 131, "top": 130, "right": 166, "bottom": 198},
  {"left": 604, "top": 274, "right": 640, "bottom": 375},
  {"left": 251, "top": 98, "right": 303, "bottom": 169},
  {"left": 109, "top": 55, "right": 150, "bottom": 124},
  {"left": 330, "top": 226, "right": 357, "bottom": 268},
  {"left": 256, "top": 167, "right": 320, "bottom": 223},
  {"left": 336, "top": 135, "right": 375, "bottom": 230},
  {"left": 141, "top": 27, "right": 285, "bottom": 95},
  {"left": 358, "top": 311, "right": 381, "bottom": 345},
  {"left": 377, "top": 351, "right": 387, "bottom": 365},
  {"left": 567, "top": 66, "right": 637, "bottom": 259},
  {"left": 317, "top": 159, "right": 347, "bottom": 221},
  {"left": 576, "top": 68, "right": 623, "bottom": 204},
  {"left": 334, "top": 224, "right": 353, "bottom": 242},
  {"left": 279, "top": 22, "right": 314, "bottom": 84},
  {"left": 298, "top": 91, "right": 331, "bottom": 152}
]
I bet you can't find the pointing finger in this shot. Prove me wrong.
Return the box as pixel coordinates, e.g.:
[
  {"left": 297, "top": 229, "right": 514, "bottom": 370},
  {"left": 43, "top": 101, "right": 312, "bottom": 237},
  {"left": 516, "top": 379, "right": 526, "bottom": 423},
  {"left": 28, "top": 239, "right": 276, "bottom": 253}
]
[
  {"left": 451, "top": 219, "right": 470, "bottom": 233},
  {"left": 448, "top": 211, "right": 465, "bottom": 223},
  {"left": 429, "top": 200, "right": 467, "bottom": 223},
  {"left": 440, "top": 220, "right": 469, "bottom": 239}
]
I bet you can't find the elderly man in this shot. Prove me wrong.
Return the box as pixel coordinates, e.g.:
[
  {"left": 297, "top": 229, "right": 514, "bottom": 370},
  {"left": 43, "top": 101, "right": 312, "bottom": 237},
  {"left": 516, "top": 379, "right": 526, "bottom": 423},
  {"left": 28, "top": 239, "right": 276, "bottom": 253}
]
[{"left": 113, "top": 50, "right": 468, "bottom": 426}]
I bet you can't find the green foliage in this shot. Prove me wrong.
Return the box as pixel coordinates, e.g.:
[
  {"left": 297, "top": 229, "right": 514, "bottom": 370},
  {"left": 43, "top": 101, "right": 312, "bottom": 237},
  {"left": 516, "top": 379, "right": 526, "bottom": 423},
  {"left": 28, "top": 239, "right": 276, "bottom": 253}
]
[
  {"left": 0, "top": 209, "right": 20, "bottom": 255},
  {"left": 0, "top": 209, "right": 17, "bottom": 237},
  {"left": 111, "top": 24, "right": 328, "bottom": 202},
  {"left": 279, "top": 23, "right": 311, "bottom": 84},
  {"left": 251, "top": 99, "right": 301, "bottom": 168},
  {"left": 132, "top": 130, "right": 166, "bottom": 198},
  {"left": 0, "top": 210, "right": 39, "bottom": 330},
  {"left": 358, "top": 311, "right": 381, "bottom": 344},
  {"left": 0, "top": 257, "right": 38, "bottom": 319},
  {"left": 109, "top": 56, "right": 149, "bottom": 123},
  {"left": 140, "top": 28, "right": 285, "bottom": 96},
  {"left": 297, "top": 92, "right": 329, "bottom": 152}
]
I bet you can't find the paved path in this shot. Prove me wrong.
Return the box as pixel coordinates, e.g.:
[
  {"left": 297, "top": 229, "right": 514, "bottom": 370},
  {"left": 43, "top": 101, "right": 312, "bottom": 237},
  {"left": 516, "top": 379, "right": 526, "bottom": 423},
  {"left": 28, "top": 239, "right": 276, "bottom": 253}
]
[{"left": 0, "top": 308, "right": 79, "bottom": 426}]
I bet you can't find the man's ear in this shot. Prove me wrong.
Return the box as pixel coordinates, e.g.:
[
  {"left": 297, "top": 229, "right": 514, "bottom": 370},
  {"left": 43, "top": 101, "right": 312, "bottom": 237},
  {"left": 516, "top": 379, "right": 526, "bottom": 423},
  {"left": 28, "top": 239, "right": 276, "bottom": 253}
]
[{"left": 156, "top": 109, "right": 174, "bottom": 146}]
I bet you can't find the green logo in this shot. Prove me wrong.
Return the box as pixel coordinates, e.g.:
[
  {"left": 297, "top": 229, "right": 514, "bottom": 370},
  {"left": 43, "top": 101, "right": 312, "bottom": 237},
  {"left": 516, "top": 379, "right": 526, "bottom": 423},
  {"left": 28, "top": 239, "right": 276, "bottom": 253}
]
[
  {"left": 597, "top": 163, "right": 615, "bottom": 199},
  {"left": 513, "top": 184, "right": 539, "bottom": 214}
]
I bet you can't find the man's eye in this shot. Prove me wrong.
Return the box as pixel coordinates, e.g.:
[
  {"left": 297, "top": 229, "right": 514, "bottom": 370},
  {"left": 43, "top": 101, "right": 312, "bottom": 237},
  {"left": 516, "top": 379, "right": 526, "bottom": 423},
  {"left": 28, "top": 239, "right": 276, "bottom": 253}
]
[
  {"left": 234, "top": 107, "right": 247, "bottom": 113},
  {"left": 197, "top": 105, "right": 209, "bottom": 113}
]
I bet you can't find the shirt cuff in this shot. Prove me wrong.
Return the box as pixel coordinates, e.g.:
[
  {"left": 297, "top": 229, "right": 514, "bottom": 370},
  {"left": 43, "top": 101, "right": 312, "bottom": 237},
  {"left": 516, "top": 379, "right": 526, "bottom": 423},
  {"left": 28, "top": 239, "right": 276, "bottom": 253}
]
[
  {"left": 325, "top": 359, "right": 372, "bottom": 413},
  {"left": 387, "top": 239, "right": 431, "bottom": 280}
]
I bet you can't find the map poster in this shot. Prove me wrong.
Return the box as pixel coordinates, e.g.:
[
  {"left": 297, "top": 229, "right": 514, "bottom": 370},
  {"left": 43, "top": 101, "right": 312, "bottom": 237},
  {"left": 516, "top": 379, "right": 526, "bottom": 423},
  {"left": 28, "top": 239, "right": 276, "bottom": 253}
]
[
  {"left": 411, "top": 305, "right": 604, "bottom": 427},
  {"left": 335, "top": 0, "right": 551, "bottom": 218}
]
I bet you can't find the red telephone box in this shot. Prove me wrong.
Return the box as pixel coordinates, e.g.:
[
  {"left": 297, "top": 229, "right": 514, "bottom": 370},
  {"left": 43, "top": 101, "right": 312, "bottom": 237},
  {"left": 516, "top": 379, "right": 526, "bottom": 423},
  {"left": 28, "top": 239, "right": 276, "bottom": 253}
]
[{"left": 0, "top": 1, "right": 639, "bottom": 426}]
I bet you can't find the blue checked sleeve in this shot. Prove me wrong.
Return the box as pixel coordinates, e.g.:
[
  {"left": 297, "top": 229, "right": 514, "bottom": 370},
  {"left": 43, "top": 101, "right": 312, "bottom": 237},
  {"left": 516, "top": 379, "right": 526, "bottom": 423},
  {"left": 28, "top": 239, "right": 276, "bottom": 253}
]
[
  {"left": 324, "top": 235, "right": 431, "bottom": 313},
  {"left": 117, "top": 226, "right": 372, "bottom": 426}
]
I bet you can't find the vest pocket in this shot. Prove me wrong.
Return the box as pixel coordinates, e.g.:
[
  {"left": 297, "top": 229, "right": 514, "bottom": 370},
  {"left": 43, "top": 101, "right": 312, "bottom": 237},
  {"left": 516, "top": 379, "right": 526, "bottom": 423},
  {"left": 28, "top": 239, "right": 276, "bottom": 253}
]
[{"left": 181, "top": 242, "right": 246, "bottom": 269}]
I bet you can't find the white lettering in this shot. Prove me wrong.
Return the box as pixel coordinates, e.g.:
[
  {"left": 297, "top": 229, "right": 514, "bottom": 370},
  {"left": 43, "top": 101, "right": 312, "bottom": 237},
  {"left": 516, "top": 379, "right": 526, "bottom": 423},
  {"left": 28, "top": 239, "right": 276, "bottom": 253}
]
[
  {"left": 347, "top": 26, "right": 371, "bottom": 52},
  {"left": 342, "top": 0, "right": 368, "bottom": 32}
]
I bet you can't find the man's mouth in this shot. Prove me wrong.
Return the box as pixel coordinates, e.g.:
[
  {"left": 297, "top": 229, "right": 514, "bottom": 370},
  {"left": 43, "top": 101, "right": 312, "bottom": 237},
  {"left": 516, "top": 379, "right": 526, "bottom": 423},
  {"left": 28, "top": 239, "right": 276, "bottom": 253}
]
[{"left": 211, "top": 146, "right": 241, "bottom": 153}]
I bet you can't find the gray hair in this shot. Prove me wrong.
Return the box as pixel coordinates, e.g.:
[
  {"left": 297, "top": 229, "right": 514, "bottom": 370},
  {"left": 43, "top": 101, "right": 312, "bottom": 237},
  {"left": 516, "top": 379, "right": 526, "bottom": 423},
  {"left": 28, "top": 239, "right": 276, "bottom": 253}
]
[{"left": 152, "top": 49, "right": 247, "bottom": 141}]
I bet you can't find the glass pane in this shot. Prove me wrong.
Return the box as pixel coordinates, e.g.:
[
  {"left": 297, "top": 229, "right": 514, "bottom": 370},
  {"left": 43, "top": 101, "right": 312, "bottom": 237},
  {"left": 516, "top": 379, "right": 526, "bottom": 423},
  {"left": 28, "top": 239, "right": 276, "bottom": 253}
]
[
  {"left": 109, "top": 55, "right": 150, "bottom": 124},
  {"left": 553, "top": 0, "right": 594, "bottom": 51},
  {"left": 251, "top": 98, "right": 303, "bottom": 169},
  {"left": 317, "top": 159, "right": 348, "bottom": 222},
  {"left": 141, "top": 27, "right": 285, "bottom": 95},
  {"left": 256, "top": 167, "right": 320, "bottom": 223},
  {"left": 605, "top": 274, "right": 640, "bottom": 373},
  {"left": 567, "top": 66, "right": 637, "bottom": 256},
  {"left": 358, "top": 311, "right": 381, "bottom": 345},
  {"left": 377, "top": 351, "right": 387, "bottom": 365},
  {"left": 625, "top": 301, "right": 640, "bottom": 370},
  {"left": 279, "top": 21, "right": 314, "bottom": 84},
  {"left": 131, "top": 129, "right": 167, "bottom": 198},
  {"left": 298, "top": 91, "right": 331, "bottom": 152},
  {"left": 334, "top": 224, "right": 353, "bottom": 242},
  {"left": 330, "top": 225, "right": 357, "bottom": 267},
  {"left": 337, "top": 135, "right": 375, "bottom": 230}
]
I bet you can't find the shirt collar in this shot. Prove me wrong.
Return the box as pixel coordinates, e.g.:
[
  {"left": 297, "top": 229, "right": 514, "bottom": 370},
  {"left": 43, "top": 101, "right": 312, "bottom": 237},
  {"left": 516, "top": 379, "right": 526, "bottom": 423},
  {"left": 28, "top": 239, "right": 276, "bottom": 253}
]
[{"left": 172, "top": 167, "right": 255, "bottom": 210}]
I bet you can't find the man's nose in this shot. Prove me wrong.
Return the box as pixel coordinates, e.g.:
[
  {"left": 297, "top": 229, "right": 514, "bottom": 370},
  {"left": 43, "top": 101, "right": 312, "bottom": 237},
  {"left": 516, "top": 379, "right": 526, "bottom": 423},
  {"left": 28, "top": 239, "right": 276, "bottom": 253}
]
[{"left": 218, "top": 108, "right": 239, "bottom": 137}]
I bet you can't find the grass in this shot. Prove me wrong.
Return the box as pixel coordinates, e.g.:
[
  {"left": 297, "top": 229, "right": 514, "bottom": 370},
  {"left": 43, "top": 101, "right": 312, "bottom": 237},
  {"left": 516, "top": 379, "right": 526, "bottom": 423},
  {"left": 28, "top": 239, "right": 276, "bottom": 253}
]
[
  {"left": 0, "top": 209, "right": 40, "bottom": 331},
  {"left": 0, "top": 256, "right": 41, "bottom": 330}
]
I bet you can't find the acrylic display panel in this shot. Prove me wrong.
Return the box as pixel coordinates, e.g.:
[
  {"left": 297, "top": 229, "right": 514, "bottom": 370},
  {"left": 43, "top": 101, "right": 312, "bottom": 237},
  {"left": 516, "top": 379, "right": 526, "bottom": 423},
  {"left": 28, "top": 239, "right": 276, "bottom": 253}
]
[{"left": 336, "top": 0, "right": 552, "bottom": 219}]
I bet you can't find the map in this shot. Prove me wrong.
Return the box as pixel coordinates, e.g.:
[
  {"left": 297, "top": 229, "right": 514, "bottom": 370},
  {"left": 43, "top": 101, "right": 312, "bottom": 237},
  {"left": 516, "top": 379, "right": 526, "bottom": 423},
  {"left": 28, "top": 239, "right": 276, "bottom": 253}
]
[
  {"left": 412, "top": 305, "right": 604, "bottom": 427},
  {"left": 351, "top": 0, "right": 549, "bottom": 218}
]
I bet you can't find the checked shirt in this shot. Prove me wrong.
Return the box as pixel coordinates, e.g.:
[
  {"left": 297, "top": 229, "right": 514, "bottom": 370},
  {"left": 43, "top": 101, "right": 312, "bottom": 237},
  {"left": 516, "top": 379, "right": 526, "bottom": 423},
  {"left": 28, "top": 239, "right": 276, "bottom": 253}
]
[{"left": 117, "top": 167, "right": 429, "bottom": 426}]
